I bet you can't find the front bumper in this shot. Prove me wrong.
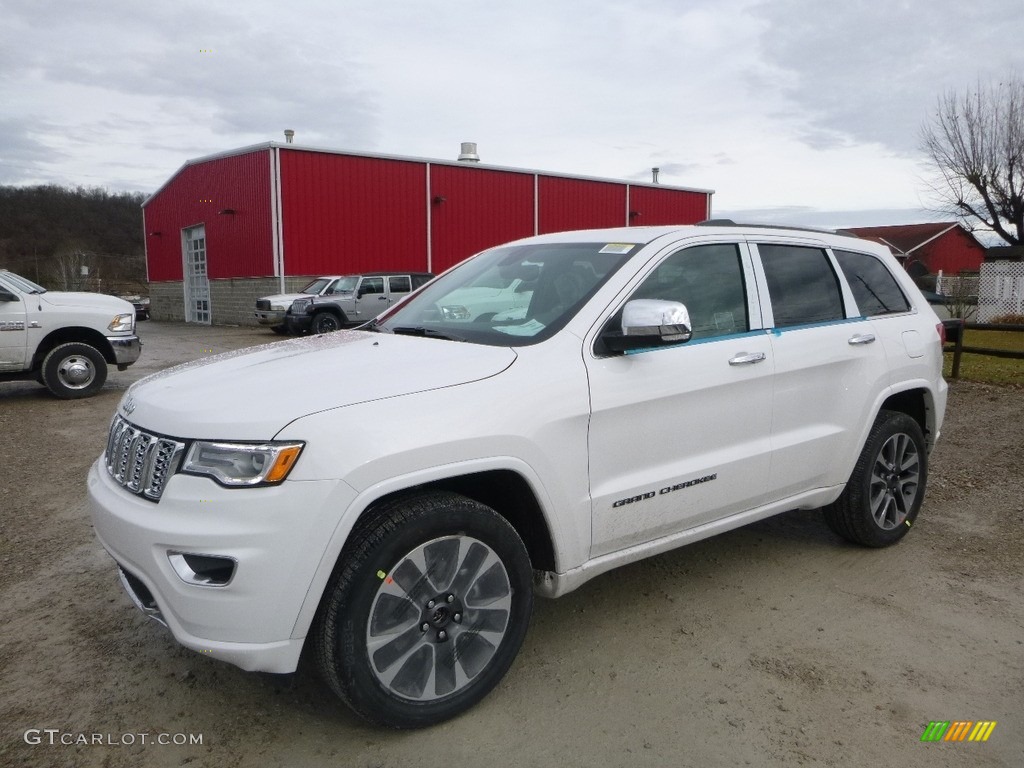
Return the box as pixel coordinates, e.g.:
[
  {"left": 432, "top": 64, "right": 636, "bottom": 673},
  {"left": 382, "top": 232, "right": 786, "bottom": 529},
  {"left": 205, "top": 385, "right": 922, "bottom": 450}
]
[
  {"left": 87, "top": 458, "right": 355, "bottom": 673},
  {"left": 283, "top": 312, "right": 313, "bottom": 334},
  {"left": 108, "top": 335, "right": 141, "bottom": 368},
  {"left": 254, "top": 309, "right": 286, "bottom": 326}
]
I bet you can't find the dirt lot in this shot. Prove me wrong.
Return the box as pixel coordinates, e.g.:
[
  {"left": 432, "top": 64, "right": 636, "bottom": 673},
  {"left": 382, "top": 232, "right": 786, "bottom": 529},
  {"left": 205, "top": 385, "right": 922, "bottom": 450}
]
[{"left": 1, "top": 322, "right": 1021, "bottom": 767}]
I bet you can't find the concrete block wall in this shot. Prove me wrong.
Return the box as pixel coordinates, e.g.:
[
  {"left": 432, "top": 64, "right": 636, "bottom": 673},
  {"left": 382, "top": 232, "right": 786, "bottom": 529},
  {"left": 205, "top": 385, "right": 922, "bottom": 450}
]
[
  {"left": 150, "top": 282, "right": 186, "bottom": 322},
  {"left": 149, "top": 277, "right": 314, "bottom": 325}
]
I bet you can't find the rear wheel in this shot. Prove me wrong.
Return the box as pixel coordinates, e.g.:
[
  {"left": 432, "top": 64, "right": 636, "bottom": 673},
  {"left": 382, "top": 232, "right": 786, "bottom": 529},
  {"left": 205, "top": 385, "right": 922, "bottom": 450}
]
[
  {"left": 824, "top": 410, "right": 927, "bottom": 547},
  {"left": 312, "top": 491, "right": 533, "bottom": 728},
  {"left": 311, "top": 311, "right": 342, "bottom": 334},
  {"left": 41, "top": 342, "right": 107, "bottom": 399}
]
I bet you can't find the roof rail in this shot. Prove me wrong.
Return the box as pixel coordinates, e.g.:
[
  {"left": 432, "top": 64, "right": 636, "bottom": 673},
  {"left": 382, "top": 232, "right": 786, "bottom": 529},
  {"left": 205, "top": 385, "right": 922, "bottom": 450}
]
[{"left": 696, "top": 219, "right": 859, "bottom": 237}]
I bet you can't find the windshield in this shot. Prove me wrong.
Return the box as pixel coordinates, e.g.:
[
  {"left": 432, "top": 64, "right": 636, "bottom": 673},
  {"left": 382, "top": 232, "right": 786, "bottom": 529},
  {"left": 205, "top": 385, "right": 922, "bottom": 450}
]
[
  {"left": 300, "top": 278, "right": 332, "bottom": 295},
  {"left": 0, "top": 270, "right": 46, "bottom": 294},
  {"left": 375, "top": 242, "right": 637, "bottom": 346},
  {"left": 332, "top": 276, "right": 358, "bottom": 293}
]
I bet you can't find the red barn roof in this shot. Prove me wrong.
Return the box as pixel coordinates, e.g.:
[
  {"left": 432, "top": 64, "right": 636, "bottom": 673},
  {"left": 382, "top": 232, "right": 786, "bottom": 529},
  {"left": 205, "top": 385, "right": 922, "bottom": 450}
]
[{"left": 846, "top": 222, "right": 984, "bottom": 276}]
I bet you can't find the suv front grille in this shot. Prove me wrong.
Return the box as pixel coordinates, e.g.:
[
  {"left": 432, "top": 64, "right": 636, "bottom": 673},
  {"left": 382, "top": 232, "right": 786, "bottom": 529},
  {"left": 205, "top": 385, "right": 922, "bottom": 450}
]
[
  {"left": 256, "top": 299, "right": 271, "bottom": 310},
  {"left": 105, "top": 415, "right": 185, "bottom": 502}
]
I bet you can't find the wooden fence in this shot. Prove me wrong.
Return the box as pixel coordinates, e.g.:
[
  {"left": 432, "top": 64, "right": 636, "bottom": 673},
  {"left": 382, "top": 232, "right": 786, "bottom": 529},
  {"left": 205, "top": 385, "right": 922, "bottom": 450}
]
[{"left": 946, "top": 321, "right": 1024, "bottom": 379}]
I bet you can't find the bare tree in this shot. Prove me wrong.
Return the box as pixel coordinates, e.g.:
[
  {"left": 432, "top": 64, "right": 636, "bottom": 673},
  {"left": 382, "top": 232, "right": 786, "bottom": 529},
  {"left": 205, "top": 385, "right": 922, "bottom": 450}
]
[
  {"left": 52, "top": 247, "right": 95, "bottom": 291},
  {"left": 921, "top": 77, "right": 1024, "bottom": 245}
]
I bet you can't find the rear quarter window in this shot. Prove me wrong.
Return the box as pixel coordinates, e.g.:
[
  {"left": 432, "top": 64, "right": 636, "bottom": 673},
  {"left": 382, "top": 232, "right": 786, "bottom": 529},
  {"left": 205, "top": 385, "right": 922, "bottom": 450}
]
[{"left": 834, "top": 250, "right": 910, "bottom": 316}]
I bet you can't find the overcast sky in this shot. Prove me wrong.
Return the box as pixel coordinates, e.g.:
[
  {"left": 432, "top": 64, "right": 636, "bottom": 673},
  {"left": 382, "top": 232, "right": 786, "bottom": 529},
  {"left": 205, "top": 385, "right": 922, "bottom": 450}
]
[{"left": 2, "top": 0, "right": 1022, "bottom": 230}]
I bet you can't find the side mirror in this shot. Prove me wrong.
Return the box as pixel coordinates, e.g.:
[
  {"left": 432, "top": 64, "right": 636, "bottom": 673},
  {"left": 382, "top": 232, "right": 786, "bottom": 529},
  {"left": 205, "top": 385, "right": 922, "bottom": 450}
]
[
  {"left": 0, "top": 289, "right": 18, "bottom": 302},
  {"left": 602, "top": 299, "right": 692, "bottom": 353}
]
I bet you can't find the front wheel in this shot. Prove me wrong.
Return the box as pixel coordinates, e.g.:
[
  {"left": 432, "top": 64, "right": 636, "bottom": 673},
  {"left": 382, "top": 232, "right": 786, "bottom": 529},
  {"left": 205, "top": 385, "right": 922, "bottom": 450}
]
[
  {"left": 312, "top": 491, "right": 533, "bottom": 728},
  {"left": 311, "top": 311, "right": 342, "bottom": 334},
  {"left": 41, "top": 342, "right": 108, "bottom": 399},
  {"left": 824, "top": 410, "right": 928, "bottom": 547}
]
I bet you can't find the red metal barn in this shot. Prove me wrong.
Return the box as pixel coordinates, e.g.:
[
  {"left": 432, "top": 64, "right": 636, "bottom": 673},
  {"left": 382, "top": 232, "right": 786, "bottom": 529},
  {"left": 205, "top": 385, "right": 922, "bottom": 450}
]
[
  {"left": 143, "top": 144, "right": 713, "bottom": 324},
  {"left": 845, "top": 223, "right": 986, "bottom": 279}
]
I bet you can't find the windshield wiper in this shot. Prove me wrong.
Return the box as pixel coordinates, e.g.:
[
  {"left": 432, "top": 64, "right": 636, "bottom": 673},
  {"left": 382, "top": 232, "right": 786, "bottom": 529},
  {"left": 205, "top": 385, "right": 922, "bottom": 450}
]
[{"left": 391, "top": 326, "right": 466, "bottom": 342}]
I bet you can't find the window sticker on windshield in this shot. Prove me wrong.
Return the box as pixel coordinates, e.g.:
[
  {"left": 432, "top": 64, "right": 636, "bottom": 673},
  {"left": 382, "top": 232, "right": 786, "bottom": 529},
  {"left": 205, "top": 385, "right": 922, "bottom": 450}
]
[
  {"left": 599, "top": 243, "right": 636, "bottom": 254},
  {"left": 493, "top": 319, "right": 546, "bottom": 336}
]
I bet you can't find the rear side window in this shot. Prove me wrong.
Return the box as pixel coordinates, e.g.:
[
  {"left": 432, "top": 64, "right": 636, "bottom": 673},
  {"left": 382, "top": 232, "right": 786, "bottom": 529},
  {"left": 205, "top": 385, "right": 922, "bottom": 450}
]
[
  {"left": 759, "top": 244, "right": 844, "bottom": 327},
  {"left": 834, "top": 250, "right": 910, "bottom": 316},
  {"left": 388, "top": 275, "right": 412, "bottom": 294}
]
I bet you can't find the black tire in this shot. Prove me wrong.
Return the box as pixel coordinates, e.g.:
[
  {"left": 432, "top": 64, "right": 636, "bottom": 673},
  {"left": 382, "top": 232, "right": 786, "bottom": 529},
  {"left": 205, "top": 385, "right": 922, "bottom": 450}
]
[
  {"left": 312, "top": 491, "right": 533, "bottom": 728},
  {"left": 270, "top": 325, "right": 289, "bottom": 335},
  {"left": 311, "top": 311, "right": 342, "bottom": 334},
  {"left": 41, "top": 342, "right": 107, "bottom": 399},
  {"left": 823, "top": 410, "right": 928, "bottom": 547}
]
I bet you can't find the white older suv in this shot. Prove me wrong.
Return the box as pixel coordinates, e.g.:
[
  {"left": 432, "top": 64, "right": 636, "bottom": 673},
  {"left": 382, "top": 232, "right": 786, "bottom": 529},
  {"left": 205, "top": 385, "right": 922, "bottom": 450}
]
[{"left": 89, "top": 224, "right": 946, "bottom": 728}]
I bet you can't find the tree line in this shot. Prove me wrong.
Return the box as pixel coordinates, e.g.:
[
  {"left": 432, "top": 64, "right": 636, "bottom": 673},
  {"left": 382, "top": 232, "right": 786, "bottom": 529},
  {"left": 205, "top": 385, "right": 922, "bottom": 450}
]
[{"left": 0, "top": 185, "right": 149, "bottom": 294}]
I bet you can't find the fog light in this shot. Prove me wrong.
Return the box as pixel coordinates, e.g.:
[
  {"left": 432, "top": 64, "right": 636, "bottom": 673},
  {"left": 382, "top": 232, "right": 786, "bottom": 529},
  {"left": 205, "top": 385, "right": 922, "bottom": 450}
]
[{"left": 168, "top": 552, "right": 236, "bottom": 586}]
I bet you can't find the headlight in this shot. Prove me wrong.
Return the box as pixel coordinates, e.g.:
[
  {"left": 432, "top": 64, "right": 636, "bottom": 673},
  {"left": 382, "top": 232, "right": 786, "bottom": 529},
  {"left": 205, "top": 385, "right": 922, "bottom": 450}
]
[
  {"left": 271, "top": 303, "right": 288, "bottom": 311},
  {"left": 441, "top": 305, "right": 470, "bottom": 320},
  {"left": 181, "top": 441, "right": 304, "bottom": 487},
  {"left": 108, "top": 313, "right": 134, "bottom": 332}
]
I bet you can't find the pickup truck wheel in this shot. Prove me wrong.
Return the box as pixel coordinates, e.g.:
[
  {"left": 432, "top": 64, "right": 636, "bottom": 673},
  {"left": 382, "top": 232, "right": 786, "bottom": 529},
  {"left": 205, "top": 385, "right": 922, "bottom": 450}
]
[
  {"left": 41, "top": 342, "right": 107, "bottom": 399},
  {"left": 823, "top": 410, "right": 927, "bottom": 547},
  {"left": 313, "top": 491, "right": 533, "bottom": 728},
  {"left": 311, "top": 312, "right": 342, "bottom": 334}
]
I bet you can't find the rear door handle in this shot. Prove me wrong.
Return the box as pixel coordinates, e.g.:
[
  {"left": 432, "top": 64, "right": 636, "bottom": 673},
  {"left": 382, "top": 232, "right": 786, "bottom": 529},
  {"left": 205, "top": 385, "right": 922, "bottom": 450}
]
[
  {"left": 728, "top": 352, "right": 767, "bottom": 366},
  {"left": 848, "top": 333, "right": 876, "bottom": 345}
]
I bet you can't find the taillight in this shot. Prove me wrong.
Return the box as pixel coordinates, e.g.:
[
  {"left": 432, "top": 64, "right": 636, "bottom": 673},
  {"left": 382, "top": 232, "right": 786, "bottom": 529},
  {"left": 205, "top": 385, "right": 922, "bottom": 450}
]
[{"left": 936, "top": 322, "right": 946, "bottom": 345}]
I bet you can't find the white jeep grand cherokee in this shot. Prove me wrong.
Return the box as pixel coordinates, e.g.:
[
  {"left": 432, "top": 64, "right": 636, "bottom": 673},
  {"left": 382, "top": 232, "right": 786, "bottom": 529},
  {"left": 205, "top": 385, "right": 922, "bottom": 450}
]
[{"left": 89, "top": 223, "right": 947, "bottom": 728}]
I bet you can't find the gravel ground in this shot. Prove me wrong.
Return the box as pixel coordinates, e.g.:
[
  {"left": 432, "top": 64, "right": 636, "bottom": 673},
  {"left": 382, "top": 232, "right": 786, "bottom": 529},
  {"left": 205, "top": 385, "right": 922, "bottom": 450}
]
[{"left": 1, "top": 321, "right": 1021, "bottom": 768}]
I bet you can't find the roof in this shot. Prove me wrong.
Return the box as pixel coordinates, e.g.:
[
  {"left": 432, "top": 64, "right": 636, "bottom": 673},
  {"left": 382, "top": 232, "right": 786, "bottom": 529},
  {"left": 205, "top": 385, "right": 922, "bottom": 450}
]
[
  {"left": 143, "top": 142, "right": 715, "bottom": 207},
  {"left": 844, "top": 222, "right": 967, "bottom": 256}
]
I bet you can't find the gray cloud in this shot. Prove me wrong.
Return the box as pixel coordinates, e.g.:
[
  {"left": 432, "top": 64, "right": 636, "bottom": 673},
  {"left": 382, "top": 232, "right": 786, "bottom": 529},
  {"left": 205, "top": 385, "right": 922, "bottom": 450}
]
[{"left": 749, "top": 0, "right": 1024, "bottom": 154}]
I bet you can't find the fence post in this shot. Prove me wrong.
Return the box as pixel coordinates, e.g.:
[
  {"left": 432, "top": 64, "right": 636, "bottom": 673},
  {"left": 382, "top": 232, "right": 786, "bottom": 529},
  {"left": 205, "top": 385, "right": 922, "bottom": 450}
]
[{"left": 951, "top": 321, "right": 964, "bottom": 379}]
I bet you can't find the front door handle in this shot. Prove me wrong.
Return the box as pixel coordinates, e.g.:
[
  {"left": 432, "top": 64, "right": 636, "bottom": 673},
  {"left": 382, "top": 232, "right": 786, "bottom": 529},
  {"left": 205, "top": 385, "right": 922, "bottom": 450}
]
[
  {"left": 728, "top": 352, "right": 767, "bottom": 366},
  {"left": 848, "top": 333, "right": 876, "bottom": 345}
]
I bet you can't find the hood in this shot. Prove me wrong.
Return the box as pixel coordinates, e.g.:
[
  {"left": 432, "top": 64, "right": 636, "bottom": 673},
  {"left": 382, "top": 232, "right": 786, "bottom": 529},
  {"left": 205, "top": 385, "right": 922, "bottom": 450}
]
[
  {"left": 260, "top": 292, "right": 310, "bottom": 307},
  {"left": 41, "top": 292, "right": 135, "bottom": 313},
  {"left": 120, "top": 331, "right": 517, "bottom": 440}
]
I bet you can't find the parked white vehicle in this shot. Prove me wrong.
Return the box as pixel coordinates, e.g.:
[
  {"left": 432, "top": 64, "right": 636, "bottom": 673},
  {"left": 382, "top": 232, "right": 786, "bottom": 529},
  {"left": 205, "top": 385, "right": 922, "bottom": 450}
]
[
  {"left": 0, "top": 269, "right": 140, "bottom": 398},
  {"left": 89, "top": 224, "right": 947, "bottom": 728},
  {"left": 254, "top": 276, "right": 344, "bottom": 332},
  {"left": 433, "top": 275, "right": 534, "bottom": 321}
]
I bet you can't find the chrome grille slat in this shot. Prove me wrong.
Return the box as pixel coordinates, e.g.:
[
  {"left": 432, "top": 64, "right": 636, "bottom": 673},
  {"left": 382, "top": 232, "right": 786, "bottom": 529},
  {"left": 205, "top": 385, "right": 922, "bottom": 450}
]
[{"left": 104, "top": 415, "right": 185, "bottom": 502}]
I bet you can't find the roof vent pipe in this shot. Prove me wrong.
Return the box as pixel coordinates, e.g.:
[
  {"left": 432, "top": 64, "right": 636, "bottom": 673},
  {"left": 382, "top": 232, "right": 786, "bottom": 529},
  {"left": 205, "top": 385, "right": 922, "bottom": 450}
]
[
  {"left": 652, "top": 167, "right": 660, "bottom": 184},
  {"left": 284, "top": 129, "right": 295, "bottom": 144},
  {"left": 458, "top": 142, "right": 480, "bottom": 162}
]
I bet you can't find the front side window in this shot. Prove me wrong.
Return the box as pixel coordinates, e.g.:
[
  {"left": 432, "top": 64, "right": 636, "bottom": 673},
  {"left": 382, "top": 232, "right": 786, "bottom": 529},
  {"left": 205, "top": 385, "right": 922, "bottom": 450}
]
[
  {"left": 834, "top": 250, "right": 910, "bottom": 316},
  {"left": 359, "top": 278, "right": 385, "bottom": 296},
  {"left": 626, "top": 243, "right": 749, "bottom": 340},
  {"left": 759, "top": 244, "right": 844, "bottom": 327},
  {"left": 375, "top": 242, "right": 636, "bottom": 346}
]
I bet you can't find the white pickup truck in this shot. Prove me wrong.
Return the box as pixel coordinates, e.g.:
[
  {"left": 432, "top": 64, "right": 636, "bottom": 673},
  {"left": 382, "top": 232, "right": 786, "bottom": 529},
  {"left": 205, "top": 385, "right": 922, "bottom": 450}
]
[
  {"left": 89, "top": 224, "right": 946, "bottom": 728},
  {"left": 0, "top": 269, "right": 141, "bottom": 398}
]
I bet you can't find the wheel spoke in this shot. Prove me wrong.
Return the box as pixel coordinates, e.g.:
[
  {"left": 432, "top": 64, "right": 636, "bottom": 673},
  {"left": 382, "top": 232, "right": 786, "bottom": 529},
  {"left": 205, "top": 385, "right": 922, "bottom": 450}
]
[
  {"left": 424, "top": 538, "right": 460, "bottom": 592},
  {"left": 370, "top": 623, "right": 429, "bottom": 674},
  {"left": 370, "top": 593, "right": 419, "bottom": 635},
  {"left": 454, "top": 630, "right": 497, "bottom": 678},
  {"left": 449, "top": 542, "right": 489, "bottom": 596},
  {"left": 389, "top": 645, "right": 434, "bottom": 699}
]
